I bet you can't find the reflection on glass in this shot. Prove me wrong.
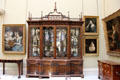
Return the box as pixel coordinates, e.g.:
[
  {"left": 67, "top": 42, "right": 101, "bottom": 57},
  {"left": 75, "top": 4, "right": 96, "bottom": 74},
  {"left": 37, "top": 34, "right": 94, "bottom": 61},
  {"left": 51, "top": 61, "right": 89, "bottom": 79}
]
[
  {"left": 43, "top": 27, "right": 54, "bottom": 57},
  {"left": 56, "top": 28, "right": 67, "bottom": 57},
  {"left": 71, "top": 28, "right": 80, "bottom": 57},
  {"left": 30, "top": 27, "right": 40, "bottom": 57}
]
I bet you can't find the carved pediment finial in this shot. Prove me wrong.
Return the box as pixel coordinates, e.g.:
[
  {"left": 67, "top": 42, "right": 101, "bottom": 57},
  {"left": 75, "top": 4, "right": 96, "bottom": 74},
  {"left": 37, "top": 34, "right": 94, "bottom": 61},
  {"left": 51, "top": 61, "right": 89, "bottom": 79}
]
[{"left": 54, "top": 2, "right": 57, "bottom": 12}]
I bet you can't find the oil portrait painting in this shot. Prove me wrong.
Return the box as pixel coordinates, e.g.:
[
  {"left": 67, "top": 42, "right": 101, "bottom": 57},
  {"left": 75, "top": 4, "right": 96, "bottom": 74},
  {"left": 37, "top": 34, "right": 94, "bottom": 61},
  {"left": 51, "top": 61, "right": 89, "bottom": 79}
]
[
  {"left": 103, "top": 9, "right": 120, "bottom": 56},
  {"left": 2, "top": 24, "right": 26, "bottom": 54},
  {"left": 84, "top": 16, "right": 99, "bottom": 35},
  {"left": 84, "top": 36, "right": 99, "bottom": 56}
]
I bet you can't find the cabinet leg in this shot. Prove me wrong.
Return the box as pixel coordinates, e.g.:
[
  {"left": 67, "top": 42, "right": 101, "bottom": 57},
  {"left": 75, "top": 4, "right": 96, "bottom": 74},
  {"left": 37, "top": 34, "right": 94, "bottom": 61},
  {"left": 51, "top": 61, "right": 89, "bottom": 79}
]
[
  {"left": 98, "top": 76, "right": 100, "bottom": 79},
  {"left": 81, "top": 74, "right": 84, "bottom": 78}
]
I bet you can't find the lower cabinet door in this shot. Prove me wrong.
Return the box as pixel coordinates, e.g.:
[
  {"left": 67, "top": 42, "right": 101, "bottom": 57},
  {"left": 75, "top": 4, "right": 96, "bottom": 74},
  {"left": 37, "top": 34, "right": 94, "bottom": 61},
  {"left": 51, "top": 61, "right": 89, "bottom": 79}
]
[
  {"left": 27, "top": 60, "right": 39, "bottom": 76},
  {"left": 51, "top": 60, "right": 70, "bottom": 76},
  {"left": 70, "top": 60, "right": 83, "bottom": 76},
  {"left": 40, "top": 61, "right": 51, "bottom": 77},
  {"left": 53, "top": 61, "right": 66, "bottom": 76}
]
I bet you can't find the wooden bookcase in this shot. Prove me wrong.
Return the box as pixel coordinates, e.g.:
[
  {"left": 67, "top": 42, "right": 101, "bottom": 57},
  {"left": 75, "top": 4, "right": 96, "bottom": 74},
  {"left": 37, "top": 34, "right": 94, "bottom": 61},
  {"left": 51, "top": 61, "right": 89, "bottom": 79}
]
[{"left": 26, "top": 8, "right": 84, "bottom": 78}]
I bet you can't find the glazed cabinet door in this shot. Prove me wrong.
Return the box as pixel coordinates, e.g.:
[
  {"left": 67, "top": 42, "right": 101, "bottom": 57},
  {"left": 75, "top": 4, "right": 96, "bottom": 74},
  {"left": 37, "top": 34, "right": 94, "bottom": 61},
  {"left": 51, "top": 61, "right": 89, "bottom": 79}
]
[
  {"left": 56, "top": 27, "right": 67, "bottom": 58},
  {"left": 28, "top": 26, "right": 40, "bottom": 58},
  {"left": 43, "top": 27, "right": 54, "bottom": 57},
  {"left": 70, "top": 27, "right": 81, "bottom": 57}
]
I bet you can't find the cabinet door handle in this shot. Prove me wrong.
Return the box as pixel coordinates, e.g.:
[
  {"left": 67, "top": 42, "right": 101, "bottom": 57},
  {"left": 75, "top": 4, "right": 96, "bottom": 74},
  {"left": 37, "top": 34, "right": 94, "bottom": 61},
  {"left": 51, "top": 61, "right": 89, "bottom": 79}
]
[{"left": 116, "top": 72, "right": 120, "bottom": 76}]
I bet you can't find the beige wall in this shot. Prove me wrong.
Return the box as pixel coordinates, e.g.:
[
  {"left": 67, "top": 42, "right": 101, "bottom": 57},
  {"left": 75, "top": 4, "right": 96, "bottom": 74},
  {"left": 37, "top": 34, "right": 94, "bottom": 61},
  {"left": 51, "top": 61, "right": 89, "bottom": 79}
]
[
  {"left": 104, "top": 0, "right": 120, "bottom": 17},
  {"left": 0, "top": 0, "right": 120, "bottom": 74}
]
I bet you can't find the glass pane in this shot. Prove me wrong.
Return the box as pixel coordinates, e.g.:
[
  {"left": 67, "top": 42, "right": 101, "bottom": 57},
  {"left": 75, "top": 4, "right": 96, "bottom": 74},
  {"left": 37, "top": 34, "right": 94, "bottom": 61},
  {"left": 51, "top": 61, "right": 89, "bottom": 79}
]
[
  {"left": 56, "top": 28, "right": 67, "bottom": 57},
  {"left": 71, "top": 28, "right": 80, "bottom": 57},
  {"left": 43, "top": 27, "right": 54, "bottom": 57},
  {"left": 30, "top": 27, "right": 40, "bottom": 57}
]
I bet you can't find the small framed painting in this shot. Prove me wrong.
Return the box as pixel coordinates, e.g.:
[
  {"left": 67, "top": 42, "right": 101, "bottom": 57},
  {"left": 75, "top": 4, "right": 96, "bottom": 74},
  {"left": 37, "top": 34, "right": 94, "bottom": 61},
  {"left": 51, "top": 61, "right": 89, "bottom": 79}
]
[
  {"left": 83, "top": 16, "right": 99, "bottom": 35},
  {"left": 2, "top": 24, "right": 26, "bottom": 54},
  {"left": 103, "top": 9, "right": 120, "bottom": 56},
  {"left": 84, "top": 36, "right": 99, "bottom": 56}
]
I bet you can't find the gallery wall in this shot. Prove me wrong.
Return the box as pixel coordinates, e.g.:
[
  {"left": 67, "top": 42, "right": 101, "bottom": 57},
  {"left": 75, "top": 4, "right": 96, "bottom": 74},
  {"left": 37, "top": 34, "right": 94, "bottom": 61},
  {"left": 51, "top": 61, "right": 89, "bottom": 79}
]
[
  {"left": 0, "top": 0, "right": 120, "bottom": 75},
  {"left": 104, "top": 0, "right": 120, "bottom": 17}
]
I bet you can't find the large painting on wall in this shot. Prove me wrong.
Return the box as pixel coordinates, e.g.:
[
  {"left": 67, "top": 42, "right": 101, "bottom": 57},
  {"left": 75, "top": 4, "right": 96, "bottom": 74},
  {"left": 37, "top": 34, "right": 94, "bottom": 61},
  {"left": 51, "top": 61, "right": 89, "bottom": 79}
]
[
  {"left": 83, "top": 16, "right": 99, "bottom": 35},
  {"left": 103, "top": 9, "right": 120, "bottom": 56},
  {"left": 2, "top": 24, "right": 26, "bottom": 54}
]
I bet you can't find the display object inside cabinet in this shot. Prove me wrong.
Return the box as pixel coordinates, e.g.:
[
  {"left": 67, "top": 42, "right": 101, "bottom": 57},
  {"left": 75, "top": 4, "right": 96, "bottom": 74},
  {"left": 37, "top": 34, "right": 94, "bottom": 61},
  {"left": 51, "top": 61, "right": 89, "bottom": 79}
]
[
  {"left": 71, "top": 28, "right": 80, "bottom": 57},
  {"left": 43, "top": 27, "right": 54, "bottom": 57},
  {"left": 30, "top": 27, "right": 40, "bottom": 57},
  {"left": 56, "top": 28, "right": 67, "bottom": 57}
]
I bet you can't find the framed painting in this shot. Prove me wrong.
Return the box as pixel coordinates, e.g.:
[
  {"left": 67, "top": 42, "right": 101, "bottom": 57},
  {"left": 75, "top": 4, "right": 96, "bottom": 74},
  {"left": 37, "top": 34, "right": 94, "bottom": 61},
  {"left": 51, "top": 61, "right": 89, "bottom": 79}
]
[
  {"left": 2, "top": 24, "right": 26, "bottom": 54},
  {"left": 103, "top": 9, "right": 120, "bottom": 56},
  {"left": 83, "top": 16, "right": 99, "bottom": 35},
  {"left": 84, "top": 36, "right": 99, "bottom": 56}
]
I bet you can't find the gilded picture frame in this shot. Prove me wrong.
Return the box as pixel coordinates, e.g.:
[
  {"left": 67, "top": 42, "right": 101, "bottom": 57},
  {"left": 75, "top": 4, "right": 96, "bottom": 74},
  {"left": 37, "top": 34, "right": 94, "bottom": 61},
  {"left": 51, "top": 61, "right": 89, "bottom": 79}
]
[
  {"left": 83, "top": 16, "right": 99, "bottom": 35},
  {"left": 103, "top": 9, "right": 120, "bottom": 56},
  {"left": 83, "top": 36, "right": 99, "bottom": 56},
  {"left": 2, "top": 24, "right": 26, "bottom": 54}
]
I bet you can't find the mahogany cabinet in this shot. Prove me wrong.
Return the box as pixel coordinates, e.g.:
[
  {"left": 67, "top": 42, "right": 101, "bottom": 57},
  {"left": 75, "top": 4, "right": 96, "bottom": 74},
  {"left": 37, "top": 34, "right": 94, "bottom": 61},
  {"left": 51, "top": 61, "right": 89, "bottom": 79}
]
[
  {"left": 26, "top": 8, "right": 84, "bottom": 78},
  {"left": 98, "top": 60, "right": 120, "bottom": 80}
]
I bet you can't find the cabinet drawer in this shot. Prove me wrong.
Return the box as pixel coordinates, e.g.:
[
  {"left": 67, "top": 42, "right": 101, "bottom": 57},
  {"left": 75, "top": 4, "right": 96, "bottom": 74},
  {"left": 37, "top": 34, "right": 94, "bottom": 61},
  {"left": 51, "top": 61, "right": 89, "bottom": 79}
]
[{"left": 102, "top": 63, "right": 111, "bottom": 76}]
